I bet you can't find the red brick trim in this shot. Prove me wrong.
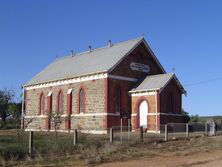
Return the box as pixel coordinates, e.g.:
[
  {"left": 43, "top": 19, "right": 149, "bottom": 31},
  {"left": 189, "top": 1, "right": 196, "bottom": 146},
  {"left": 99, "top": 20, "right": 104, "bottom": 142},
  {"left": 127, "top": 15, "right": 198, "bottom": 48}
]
[
  {"left": 46, "top": 93, "right": 52, "bottom": 130},
  {"left": 156, "top": 91, "right": 160, "bottom": 113},
  {"left": 24, "top": 90, "right": 27, "bottom": 114},
  {"left": 47, "top": 94, "right": 52, "bottom": 114},
  {"left": 65, "top": 116, "right": 71, "bottom": 130},
  {"left": 157, "top": 114, "right": 160, "bottom": 131},
  {"left": 134, "top": 96, "right": 149, "bottom": 128},
  {"left": 38, "top": 92, "right": 45, "bottom": 115},
  {"left": 77, "top": 86, "right": 86, "bottom": 113},
  {"left": 114, "top": 84, "right": 121, "bottom": 113},
  {"left": 57, "top": 89, "right": 64, "bottom": 114},
  {"left": 67, "top": 92, "right": 72, "bottom": 115},
  {"left": 168, "top": 93, "right": 174, "bottom": 113},
  {"left": 66, "top": 90, "right": 72, "bottom": 130},
  {"left": 45, "top": 116, "right": 50, "bottom": 130},
  {"left": 156, "top": 91, "right": 161, "bottom": 131}
]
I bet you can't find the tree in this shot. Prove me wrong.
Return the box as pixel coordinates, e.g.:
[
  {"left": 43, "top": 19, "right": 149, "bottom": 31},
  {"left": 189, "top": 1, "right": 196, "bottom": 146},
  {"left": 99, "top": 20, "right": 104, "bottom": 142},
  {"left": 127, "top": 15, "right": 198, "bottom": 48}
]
[
  {"left": 49, "top": 111, "right": 62, "bottom": 143},
  {"left": 0, "top": 88, "right": 15, "bottom": 127},
  {"left": 8, "top": 102, "right": 22, "bottom": 127},
  {"left": 182, "top": 109, "right": 190, "bottom": 123},
  {"left": 190, "top": 115, "right": 199, "bottom": 123}
]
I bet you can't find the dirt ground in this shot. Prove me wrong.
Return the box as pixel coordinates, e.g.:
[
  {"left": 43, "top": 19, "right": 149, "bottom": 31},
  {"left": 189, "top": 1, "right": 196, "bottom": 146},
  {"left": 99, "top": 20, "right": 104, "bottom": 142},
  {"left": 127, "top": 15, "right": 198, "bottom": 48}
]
[
  {"left": 96, "top": 136, "right": 222, "bottom": 167},
  {"left": 11, "top": 135, "right": 222, "bottom": 167},
  {"left": 97, "top": 149, "right": 222, "bottom": 167}
]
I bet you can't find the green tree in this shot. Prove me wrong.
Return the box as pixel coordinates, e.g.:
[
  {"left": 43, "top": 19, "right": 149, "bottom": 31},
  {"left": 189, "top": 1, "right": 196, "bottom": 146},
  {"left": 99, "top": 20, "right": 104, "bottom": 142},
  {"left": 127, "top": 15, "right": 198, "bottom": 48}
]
[
  {"left": 182, "top": 109, "right": 190, "bottom": 123},
  {"left": 190, "top": 115, "right": 199, "bottom": 123},
  {"left": 8, "top": 102, "right": 22, "bottom": 127},
  {"left": 0, "top": 88, "right": 15, "bottom": 127}
]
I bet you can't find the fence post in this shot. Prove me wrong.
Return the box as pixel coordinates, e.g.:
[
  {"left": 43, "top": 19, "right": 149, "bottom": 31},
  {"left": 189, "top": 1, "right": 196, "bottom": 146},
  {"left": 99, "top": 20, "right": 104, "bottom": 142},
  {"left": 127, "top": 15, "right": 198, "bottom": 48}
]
[
  {"left": 186, "top": 123, "right": 189, "bottom": 138},
  {"left": 205, "top": 123, "right": 208, "bottom": 136},
  {"left": 140, "top": 126, "right": 143, "bottom": 142},
  {"left": 164, "top": 124, "right": 168, "bottom": 141},
  {"left": 73, "top": 129, "right": 77, "bottom": 146},
  {"left": 110, "top": 128, "right": 113, "bottom": 143},
  {"left": 213, "top": 122, "right": 216, "bottom": 136},
  {"left": 128, "top": 119, "right": 130, "bottom": 142},
  {"left": 29, "top": 131, "right": 33, "bottom": 154},
  {"left": 120, "top": 118, "right": 123, "bottom": 143}
]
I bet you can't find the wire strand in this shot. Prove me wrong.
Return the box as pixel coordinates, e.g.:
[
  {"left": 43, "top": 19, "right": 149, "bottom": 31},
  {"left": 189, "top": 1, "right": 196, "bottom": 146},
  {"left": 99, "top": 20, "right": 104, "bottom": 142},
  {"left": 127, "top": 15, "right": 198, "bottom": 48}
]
[{"left": 184, "top": 76, "right": 222, "bottom": 87}]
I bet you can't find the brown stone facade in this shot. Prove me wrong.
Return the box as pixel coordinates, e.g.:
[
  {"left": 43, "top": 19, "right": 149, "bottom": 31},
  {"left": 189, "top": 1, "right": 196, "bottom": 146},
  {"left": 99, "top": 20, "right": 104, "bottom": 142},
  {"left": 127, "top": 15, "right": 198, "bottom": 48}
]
[{"left": 24, "top": 79, "right": 107, "bottom": 132}]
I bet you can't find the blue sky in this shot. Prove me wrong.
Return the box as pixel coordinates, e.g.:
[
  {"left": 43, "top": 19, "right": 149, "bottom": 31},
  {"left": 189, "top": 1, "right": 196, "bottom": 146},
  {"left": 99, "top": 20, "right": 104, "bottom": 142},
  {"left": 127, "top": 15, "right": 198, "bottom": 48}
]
[{"left": 0, "top": 0, "right": 222, "bottom": 116}]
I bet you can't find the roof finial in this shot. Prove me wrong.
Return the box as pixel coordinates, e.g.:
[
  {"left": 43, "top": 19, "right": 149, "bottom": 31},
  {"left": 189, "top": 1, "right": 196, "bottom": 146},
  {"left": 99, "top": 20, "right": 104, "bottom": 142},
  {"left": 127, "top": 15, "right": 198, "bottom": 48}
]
[
  {"left": 141, "top": 32, "right": 145, "bottom": 37},
  {"left": 71, "top": 50, "right": 74, "bottom": 57},
  {"left": 88, "top": 45, "right": 92, "bottom": 52},
  {"left": 108, "top": 40, "right": 112, "bottom": 47},
  {"left": 172, "top": 67, "right": 176, "bottom": 73}
]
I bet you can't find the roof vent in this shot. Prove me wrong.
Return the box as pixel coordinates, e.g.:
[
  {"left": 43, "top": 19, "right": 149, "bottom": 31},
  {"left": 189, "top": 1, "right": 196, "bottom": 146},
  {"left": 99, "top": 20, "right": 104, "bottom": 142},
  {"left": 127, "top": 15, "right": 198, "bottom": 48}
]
[
  {"left": 88, "top": 45, "right": 92, "bottom": 52},
  {"left": 108, "top": 40, "right": 112, "bottom": 47}
]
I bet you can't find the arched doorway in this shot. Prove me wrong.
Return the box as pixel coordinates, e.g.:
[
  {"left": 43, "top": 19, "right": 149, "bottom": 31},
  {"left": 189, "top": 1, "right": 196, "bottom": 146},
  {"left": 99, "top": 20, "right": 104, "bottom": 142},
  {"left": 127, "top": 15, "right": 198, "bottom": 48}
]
[{"left": 139, "top": 100, "right": 148, "bottom": 128}]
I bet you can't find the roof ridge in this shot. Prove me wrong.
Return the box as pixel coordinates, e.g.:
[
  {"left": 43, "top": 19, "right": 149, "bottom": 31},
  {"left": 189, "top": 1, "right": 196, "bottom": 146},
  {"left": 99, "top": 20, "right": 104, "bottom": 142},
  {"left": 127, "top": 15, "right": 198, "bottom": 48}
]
[
  {"left": 54, "top": 37, "right": 144, "bottom": 61},
  {"left": 145, "top": 73, "right": 173, "bottom": 78}
]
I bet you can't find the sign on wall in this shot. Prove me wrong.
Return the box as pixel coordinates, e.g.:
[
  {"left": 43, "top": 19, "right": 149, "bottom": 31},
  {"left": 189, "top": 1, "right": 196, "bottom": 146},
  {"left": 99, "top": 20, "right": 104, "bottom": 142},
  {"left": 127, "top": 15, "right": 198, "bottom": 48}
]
[{"left": 130, "top": 62, "right": 150, "bottom": 73}]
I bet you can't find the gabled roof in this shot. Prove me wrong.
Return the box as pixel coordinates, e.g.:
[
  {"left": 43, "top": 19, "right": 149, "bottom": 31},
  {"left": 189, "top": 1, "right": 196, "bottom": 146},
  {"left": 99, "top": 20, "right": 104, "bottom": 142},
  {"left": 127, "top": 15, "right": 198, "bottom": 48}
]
[
  {"left": 25, "top": 37, "right": 165, "bottom": 86},
  {"left": 129, "top": 73, "right": 186, "bottom": 94}
]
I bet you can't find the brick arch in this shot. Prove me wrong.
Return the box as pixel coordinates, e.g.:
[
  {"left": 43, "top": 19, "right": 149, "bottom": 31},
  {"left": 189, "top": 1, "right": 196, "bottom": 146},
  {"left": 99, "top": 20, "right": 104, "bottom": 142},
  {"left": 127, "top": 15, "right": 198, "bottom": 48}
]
[
  {"left": 134, "top": 96, "right": 149, "bottom": 128},
  {"left": 57, "top": 89, "right": 64, "bottom": 114},
  {"left": 77, "top": 85, "right": 86, "bottom": 113},
  {"left": 67, "top": 88, "right": 72, "bottom": 115},
  {"left": 38, "top": 92, "right": 45, "bottom": 115}
]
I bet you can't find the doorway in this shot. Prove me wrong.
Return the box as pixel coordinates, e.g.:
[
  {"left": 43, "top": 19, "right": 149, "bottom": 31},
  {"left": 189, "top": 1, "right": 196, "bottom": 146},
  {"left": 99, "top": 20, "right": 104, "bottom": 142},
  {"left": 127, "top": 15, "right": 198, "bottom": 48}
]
[{"left": 139, "top": 100, "right": 148, "bottom": 128}]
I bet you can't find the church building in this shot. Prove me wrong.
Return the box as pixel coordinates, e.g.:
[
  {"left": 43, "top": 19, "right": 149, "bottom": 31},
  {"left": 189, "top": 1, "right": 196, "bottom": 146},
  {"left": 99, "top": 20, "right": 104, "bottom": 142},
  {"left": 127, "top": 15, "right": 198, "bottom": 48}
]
[{"left": 23, "top": 37, "right": 186, "bottom": 134}]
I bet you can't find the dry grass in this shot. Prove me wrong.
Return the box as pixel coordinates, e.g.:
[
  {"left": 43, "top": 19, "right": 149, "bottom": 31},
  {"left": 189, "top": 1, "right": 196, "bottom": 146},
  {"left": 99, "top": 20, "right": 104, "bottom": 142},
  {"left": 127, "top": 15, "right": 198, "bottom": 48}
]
[{"left": 1, "top": 130, "right": 222, "bottom": 166}]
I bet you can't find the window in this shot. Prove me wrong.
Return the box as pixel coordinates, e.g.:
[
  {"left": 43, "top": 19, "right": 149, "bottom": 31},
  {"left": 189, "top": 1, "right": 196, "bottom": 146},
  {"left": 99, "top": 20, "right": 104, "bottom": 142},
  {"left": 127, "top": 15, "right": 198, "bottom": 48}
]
[
  {"left": 39, "top": 93, "right": 45, "bottom": 115},
  {"left": 79, "top": 88, "right": 85, "bottom": 113},
  {"left": 47, "top": 92, "right": 52, "bottom": 114},
  {"left": 169, "top": 94, "right": 173, "bottom": 113},
  {"left": 67, "top": 89, "right": 72, "bottom": 115},
  {"left": 58, "top": 91, "right": 63, "bottom": 114},
  {"left": 115, "top": 87, "right": 121, "bottom": 113}
]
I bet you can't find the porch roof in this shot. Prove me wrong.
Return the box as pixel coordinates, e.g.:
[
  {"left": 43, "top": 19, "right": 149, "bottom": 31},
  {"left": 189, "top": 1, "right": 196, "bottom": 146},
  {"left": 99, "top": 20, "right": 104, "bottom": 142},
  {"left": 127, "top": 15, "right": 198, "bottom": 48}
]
[{"left": 129, "top": 73, "right": 186, "bottom": 94}]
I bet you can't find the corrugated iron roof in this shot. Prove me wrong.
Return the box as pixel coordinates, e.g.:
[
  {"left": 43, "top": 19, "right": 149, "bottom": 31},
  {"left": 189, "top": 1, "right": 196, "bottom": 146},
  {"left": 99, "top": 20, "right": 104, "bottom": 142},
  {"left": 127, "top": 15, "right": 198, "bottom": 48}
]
[
  {"left": 25, "top": 37, "right": 143, "bottom": 86},
  {"left": 130, "top": 73, "right": 186, "bottom": 94},
  {"left": 131, "top": 73, "right": 174, "bottom": 91}
]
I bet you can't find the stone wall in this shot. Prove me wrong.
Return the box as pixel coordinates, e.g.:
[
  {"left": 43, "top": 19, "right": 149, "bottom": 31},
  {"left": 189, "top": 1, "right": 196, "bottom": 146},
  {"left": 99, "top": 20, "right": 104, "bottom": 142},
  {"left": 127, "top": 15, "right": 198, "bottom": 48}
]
[{"left": 25, "top": 78, "right": 106, "bottom": 131}]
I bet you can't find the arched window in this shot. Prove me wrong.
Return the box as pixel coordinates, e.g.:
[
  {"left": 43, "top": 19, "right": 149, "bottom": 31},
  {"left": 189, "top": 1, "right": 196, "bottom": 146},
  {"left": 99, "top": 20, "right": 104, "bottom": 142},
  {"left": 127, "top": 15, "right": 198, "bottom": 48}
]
[
  {"left": 169, "top": 94, "right": 173, "bottom": 113},
  {"left": 79, "top": 88, "right": 85, "bottom": 113},
  {"left": 39, "top": 93, "right": 45, "bottom": 115},
  {"left": 115, "top": 87, "right": 121, "bottom": 113},
  {"left": 58, "top": 91, "right": 63, "bottom": 114},
  {"left": 67, "top": 89, "right": 72, "bottom": 115}
]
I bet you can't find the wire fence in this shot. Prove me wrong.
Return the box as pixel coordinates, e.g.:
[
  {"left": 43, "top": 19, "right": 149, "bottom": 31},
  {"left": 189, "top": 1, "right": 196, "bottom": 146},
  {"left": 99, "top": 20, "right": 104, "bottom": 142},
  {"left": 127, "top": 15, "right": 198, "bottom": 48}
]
[
  {"left": 1, "top": 122, "right": 222, "bottom": 158},
  {"left": 111, "top": 122, "right": 222, "bottom": 143}
]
